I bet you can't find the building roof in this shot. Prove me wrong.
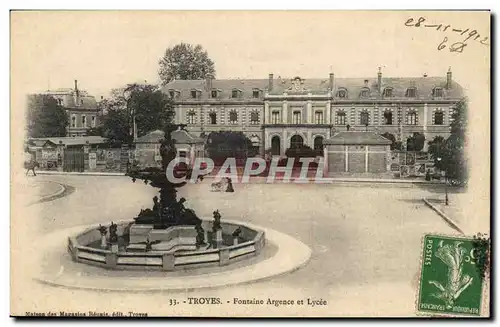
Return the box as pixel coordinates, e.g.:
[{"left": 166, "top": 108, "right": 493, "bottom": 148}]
[
  {"left": 136, "top": 129, "right": 204, "bottom": 144},
  {"left": 28, "top": 136, "right": 108, "bottom": 146},
  {"left": 324, "top": 131, "right": 392, "bottom": 145},
  {"left": 163, "top": 75, "right": 464, "bottom": 100},
  {"left": 38, "top": 89, "right": 98, "bottom": 110}
]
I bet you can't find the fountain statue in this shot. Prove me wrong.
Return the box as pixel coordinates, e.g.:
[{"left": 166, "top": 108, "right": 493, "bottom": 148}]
[{"left": 126, "top": 124, "right": 202, "bottom": 229}]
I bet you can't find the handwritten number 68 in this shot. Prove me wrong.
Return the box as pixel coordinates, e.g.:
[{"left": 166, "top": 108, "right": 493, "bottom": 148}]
[{"left": 438, "top": 37, "right": 467, "bottom": 53}]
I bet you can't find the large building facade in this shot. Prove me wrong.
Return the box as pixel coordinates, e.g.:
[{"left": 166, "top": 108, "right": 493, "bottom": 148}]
[
  {"left": 39, "top": 80, "right": 100, "bottom": 137},
  {"left": 163, "top": 68, "right": 464, "bottom": 155}
]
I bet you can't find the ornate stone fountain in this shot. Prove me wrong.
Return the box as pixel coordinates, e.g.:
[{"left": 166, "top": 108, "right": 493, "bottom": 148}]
[{"left": 67, "top": 124, "right": 266, "bottom": 271}]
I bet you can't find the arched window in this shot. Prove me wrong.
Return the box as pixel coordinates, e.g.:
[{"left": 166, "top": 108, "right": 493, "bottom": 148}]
[
  {"left": 314, "top": 136, "right": 324, "bottom": 156},
  {"left": 71, "top": 115, "right": 76, "bottom": 128},
  {"left": 290, "top": 135, "right": 304, "bottom": 148},
  {"left": 187, "top": 111, "right": 196, "bottom": 124},
  {"left": 360, "top": 111, "right": 369, "bottom": 125},
  {"left": 336, "top": 111, "right": 346, "bottom": 125},
  {"left": 337, "top": 89, "right": 348, "bottom": 98},
  {"left": 229, "top": 110, "right": 238, "bottom": 124},
  {"left": 209, "top": 112, "right": 217, "bottom": 125},
  {"left": 81, "top": 115, "right": 87, "bottom": 127},
  {"left": 434, "top": 111, "right": 444, "bottom": 125}
]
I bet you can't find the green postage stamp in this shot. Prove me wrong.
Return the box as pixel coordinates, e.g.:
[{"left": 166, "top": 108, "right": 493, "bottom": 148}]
[{"left": 417, "top": 234, "right": 490, "bottom": 317}]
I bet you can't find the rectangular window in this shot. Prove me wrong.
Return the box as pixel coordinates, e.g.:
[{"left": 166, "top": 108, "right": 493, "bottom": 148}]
[
  {"left": 315, "top": 111, "right": 324, "bottom": 124},
  {"left": 209, "top": 112, "right": 217, "bottom": 124},
  {"left": 337, "top": 113, "right": 346, "bottom": 125},
  {"left": 187, "top": 113, "right": 196, "bottom": 124},
  {"left": 169, "top": 91, "right": 175, "bottom": 98},
  {"left": 253, "top": 90, "right": 260, "bottom": 98},
  {"left": 211, "top": 90, "right": 218, "bottom": 98},
  {"left": 250, "top": 111, "right": 259, "bottom": 125},
  {"left": 232, "top": 90, "right": 239, "bottom": 98},
  {"left": 360, "top": 112, "right": 369, "bottom": 125},
  {"left": 433, "top": 88, "right": 443, "bottom": 98},
  {"left": 178, "top": 151, "right": 187, "bottom": 158},
  {"left": 71, "top": 116, "right": 76, "bottom": 128},
  {"left": 82, "top": 115, "right": 87, "bottom": 127},
  {"left": 229, "top": 111, "right": 238, "bottom": 124},
  {"left": 293, "top": 111, "right": 301, "bottom": 124},
  {"left": 383, "top": 88, "right": 393, "bottom": 98},
  {"left": 383, "top": 111, "right": 393, "bottom": 125},
  {"left": 407, "top": 112, "right": 417, "bottom": 125},
  {"left": 91, "top": 116, "right": 96, "bottom": 127},
  {"left": 272, "top": 111, "right": 280, "bottom": 124},
  {"left": 191, "top": 90, "right": 197, "bottom": 99},
  {"left": 434, "top": 112, "right": 444, "bottom": 125},
  {"left": 406, "top": 88, "right": 416, "bottom": 98}
]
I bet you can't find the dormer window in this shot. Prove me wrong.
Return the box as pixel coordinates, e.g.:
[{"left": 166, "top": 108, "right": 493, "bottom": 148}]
[
  {"left": 168, "top": 89, "right": 178, "bottom": 99},
  {"left": 406, "top": 87, "right": 416, "bottom": 98},
  {"left": 337, "top": 89, "right": 348, "bottom": 99},
  {"left": 231, "top": 89, "right": 241, "bottom": 99},
  {"left": 433, "top": 87, "right": 444, "bottom": 98},
  {"left": 252, "top": 89, "right": 260, "bottom": 98},
  {"left": 211, "top": 90, "right": 218, "bottom": 98},
  {"left": 191, "top": 90, "right": 198, "bottom": 99},
  {"left": 360, "top": 88, "right": 370, "bottom": 98},
  {"left": 383, "top": 88, "right": 393, "bottom": 98}
]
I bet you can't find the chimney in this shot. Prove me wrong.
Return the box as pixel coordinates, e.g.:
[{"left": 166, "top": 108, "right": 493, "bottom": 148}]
[
  {"left": 74, "top": 79, "right": 80, "bottom": 106},
  {"left": 329, "top": 73, "right": 334, "bottom": 91},
  {"left": 205, "top": 74, "right": 214, "bottom": 92},
  {"left": 268, "top": 73, "right": 274, "bottom": 92},
  {"left": 377, "top": 67, "right": 382, "bottom": 93},
  {"left": 446, "top": 67, "right": 452, "bottom": 89}
]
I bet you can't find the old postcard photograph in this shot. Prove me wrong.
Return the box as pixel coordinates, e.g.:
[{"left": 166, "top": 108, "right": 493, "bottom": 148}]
[{"left": 10, "top": 10, "right": 491, "bottom": 317}]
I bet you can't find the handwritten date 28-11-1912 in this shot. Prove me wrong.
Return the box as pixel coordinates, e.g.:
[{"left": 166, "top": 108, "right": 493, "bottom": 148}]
[{"left": 405, "top": 16, "right": 489, "bottom": 53}]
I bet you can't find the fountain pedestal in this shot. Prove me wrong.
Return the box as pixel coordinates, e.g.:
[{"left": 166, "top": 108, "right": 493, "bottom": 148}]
[{"left": 215, "top": 229, "right": 223, "bottom": 248}]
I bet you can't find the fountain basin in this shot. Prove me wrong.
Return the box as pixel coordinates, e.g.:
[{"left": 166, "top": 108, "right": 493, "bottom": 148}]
[{"left": 67, "top": 220, "right": 266, "bottom": 271}]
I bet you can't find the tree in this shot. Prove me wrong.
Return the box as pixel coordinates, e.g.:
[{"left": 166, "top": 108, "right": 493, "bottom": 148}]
[
  {"left": 444, "top": 99, "right": 468, "bottom": 185},
  {"left": 26, "top": 94, "right": 68, "bottom": 138},
  {"left": 381, "top": 132, "right": 397, "bottom": 150},
  {"left": 406, "top": 132, "right": 425, "bottom": 151},
  {"left": 158, "top": 43, "right": 216, "bottom": 85},
  {"left": 427, "top": 99, "right": 468, "bottom": 185},
  {"left": 427, "top": 136, "right": 447, "bottom": 170},
  {"left": 125, "top": 83, "right": 175, "bottom": 137},
  {"left": 206, "top": 131, "right": 255, "bottom": 163},
  {"left": 97, "top": 84, "right": 175, "bottom": 144}
]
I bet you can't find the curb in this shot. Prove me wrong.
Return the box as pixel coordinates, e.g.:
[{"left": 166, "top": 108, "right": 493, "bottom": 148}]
[
  {"left": 422, "top": 198, "right": 464, "bottom": 234},
  {"left": 36, "top": 170, "right": 443, "bottom": 185},
  {"left": 203, "top": 175, "right": 443, "bottom": 185},
  {"left": 33, "top": 220, "right": 312, "bottom": 293},
  {"left": 37, "top": 171, "right": 126, "bottom": 177},
  {"left": 28, "top": 181, "right": 67, "bottom": 206}
]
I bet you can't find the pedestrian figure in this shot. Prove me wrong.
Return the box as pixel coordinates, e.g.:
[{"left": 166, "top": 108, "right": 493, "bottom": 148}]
[
  {"left": 25, "top": 160, "right": 39, "bottom": 176},
  {"left": 225, "top": 177, "right": 234, "bottom": 192}
]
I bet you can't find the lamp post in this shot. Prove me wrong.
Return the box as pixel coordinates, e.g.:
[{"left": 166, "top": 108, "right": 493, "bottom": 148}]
[{"left": 436, "top": 157, "right": 449, "bottom": 206}]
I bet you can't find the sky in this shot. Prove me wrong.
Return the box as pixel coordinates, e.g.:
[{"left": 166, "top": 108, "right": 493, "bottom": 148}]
[{"left": 11, "top": 11, "right": 489, "bottom": 100}]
